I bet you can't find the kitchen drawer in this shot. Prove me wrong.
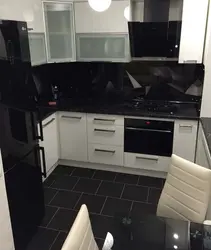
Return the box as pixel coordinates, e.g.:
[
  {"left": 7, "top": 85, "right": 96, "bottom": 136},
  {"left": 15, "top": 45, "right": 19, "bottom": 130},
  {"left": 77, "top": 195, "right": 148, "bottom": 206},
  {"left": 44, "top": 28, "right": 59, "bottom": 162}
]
[
  {"left": 124, "top": 153, "right": 170, "bottom": 172},
  {"left": 88, "top": 144, "right": 123, "bottom": 166},
  {"left": 88, "top": 125, "right": 124, "bottom": 146},
  {"left": 87, "top": 113, "right": 124, "bottom": 126}
]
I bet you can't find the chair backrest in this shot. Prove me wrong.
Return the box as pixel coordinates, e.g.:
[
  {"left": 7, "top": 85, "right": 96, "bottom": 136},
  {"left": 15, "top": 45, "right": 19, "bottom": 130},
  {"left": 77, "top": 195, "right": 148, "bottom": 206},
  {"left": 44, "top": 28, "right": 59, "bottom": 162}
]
[
  {"left": 157, "top": 154, "right": 211, "bottom": 224},
  {"left": 61, "top": 204, "right": 99, "bottom": 250}
]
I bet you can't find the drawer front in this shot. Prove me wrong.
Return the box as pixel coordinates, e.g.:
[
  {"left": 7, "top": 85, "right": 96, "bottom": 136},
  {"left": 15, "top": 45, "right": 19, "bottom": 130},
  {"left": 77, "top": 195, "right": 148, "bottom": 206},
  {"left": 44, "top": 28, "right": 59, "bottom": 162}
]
[
  {"left": 88, "top": 125, "right": 124, "bottom": 146},
  {"left": 87, "top": 113, "right": 124, "bottom": 126},
  {"left": 88, "top": 144, "right": 123, "bottom": 166},
  {"left": 124, "top": 153, "right": 170, "bottom": 172}
]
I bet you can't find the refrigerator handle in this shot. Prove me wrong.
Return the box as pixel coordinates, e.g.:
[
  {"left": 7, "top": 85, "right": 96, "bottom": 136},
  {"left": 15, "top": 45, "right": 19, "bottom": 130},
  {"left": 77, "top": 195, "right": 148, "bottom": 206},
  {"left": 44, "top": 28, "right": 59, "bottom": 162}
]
[
  {"left": 30, "top": 111, "right": 44, "bottom": 141},
  {"left": 39, "top": 146, "right": 47, "bottom": 178}
]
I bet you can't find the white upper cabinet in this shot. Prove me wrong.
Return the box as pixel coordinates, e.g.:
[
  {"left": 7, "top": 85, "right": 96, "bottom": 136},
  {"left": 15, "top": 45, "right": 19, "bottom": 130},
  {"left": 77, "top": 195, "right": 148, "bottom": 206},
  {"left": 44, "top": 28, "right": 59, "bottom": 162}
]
[
  {"left": 43, "top": 1, "right": 76, "bottom": 63},
  {"left": 179, "top": 0, "right": 209, "bottom": 64},
  {"left": 74, "top": 1, "right": 129, "bottom": 33},
  {"left": 0, "top": 0, "right": 44, "bottom": 33}
]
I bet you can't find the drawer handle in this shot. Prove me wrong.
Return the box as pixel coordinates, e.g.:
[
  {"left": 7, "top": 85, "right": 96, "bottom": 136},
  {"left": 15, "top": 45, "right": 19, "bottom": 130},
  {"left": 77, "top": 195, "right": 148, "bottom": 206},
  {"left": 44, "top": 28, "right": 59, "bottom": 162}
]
[
  {"left": 179, "top": 125, "right": 193, "bottom": 128},
  {"left": 62, "top": 116, "right": 82, "bottom": 120},
  {"left": 95, "top": 149, "right": 115, "bottom": 154},
  {"left": 136, "top": 156, "right": 159, "bottom": 161},
  {"left": 94, "top": 118, "right": 115, "bottom": 123},
  {"left": 94, "top": 129, "right": 115, "bottom": 133},
  {"left": 42, "top": 118, "right": 55, "bottom": 128}
]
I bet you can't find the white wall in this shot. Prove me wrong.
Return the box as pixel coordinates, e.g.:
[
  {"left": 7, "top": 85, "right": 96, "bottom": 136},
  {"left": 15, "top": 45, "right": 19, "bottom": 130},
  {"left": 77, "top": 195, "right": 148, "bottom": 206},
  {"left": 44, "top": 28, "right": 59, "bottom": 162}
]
[
  {"left": 0, "top": 150, "right": 14, "bottom": 250},
  {"left": 201, "top": 1, "right": 211, "bottom": 117}
]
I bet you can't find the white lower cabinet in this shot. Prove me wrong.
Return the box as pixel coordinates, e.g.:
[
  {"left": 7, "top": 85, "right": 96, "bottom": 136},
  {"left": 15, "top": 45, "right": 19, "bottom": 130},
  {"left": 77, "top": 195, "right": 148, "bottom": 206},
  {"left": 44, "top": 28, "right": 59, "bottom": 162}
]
[
  {"left": 173, "top": 120, "right": 198, "bottom": 162},
  {"left": 124, "top": 153, "right": 170, "bottom": 172},
  {"left": 59, "top": 112, "right": 88, "bottom": 162},
  {"left": 196, "top": 124, "right": 211, "bottom": 168},
  {"left": 40, "top": 113, "right": 59, "bottom": 173},
  {"left": 88, "top": 144, "right": 123, "bottom": 166}
]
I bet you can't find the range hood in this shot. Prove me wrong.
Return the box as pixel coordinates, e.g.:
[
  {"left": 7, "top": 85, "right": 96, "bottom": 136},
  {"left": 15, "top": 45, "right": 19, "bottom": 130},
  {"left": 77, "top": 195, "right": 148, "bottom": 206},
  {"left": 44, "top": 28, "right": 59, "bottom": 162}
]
[{"left": 129, "top": 0, "right": 183, "bottom": 60}]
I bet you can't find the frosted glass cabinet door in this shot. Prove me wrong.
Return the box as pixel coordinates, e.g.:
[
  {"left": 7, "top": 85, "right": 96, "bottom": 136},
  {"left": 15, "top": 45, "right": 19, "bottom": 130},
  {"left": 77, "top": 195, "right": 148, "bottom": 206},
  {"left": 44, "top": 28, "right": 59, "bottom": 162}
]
[
  {"left": 76, "top": 34, "right": 130, "bottom": 62},
  {"left": 43, "top": 1, "right": 75, "bottom": 63},
  {"left": 29, "top": 33, "right": 47, "bottom": 66}
]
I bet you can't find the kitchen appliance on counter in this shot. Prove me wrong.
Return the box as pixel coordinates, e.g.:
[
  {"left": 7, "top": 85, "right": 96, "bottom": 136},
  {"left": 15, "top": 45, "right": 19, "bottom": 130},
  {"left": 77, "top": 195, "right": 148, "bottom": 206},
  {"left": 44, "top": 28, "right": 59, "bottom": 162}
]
[
  {"left": 0, "top": 20, "right": 46, "bottom": 250},
  {"left": 124, "top": 118, "right": 174, "bottom": 157}
]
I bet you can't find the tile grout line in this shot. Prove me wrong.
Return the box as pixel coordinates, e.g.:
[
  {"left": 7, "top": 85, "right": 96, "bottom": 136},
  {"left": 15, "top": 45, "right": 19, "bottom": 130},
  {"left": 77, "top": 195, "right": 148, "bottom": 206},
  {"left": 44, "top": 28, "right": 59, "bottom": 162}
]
[
  {"left": 120, "top": 184, "right": 125, "bottom": 199},
  {"left": 136, "top": 175, "right": 140, "bottom": 185},
  {"left": 91, "top": 170, "right": 96, "bottom": 179},
  {"left": 40, "top": 225, "right": 68, "bottom": 233},
  {"left": 73, "top": 192, "right": 84, "bottom": 210},
  {"left": 46, "top": 207, "right": 60, "bottom": 228},
  {"left": 48, "top": 190, "right": 59, "bottom": 205},
  {"left": 49, "top": 231, "right": 60, "bottom": 250},
  {"left": 100, "top": 196, "right": 108, "bottom": 215},
  {"left": 95, "top": 180, "right": 103, "bottom": 195},
  {"left": 129, "top": 200, "right": 134, "bottom": 213},
  {"left": 71, "top": 177, "right": 80, "bottom": 191},
  {"left": 48, "top": 179, "right": 56, "bottom": 188},
  {"left": 146, "top": 187, "right": 150, "bottom": 203}
]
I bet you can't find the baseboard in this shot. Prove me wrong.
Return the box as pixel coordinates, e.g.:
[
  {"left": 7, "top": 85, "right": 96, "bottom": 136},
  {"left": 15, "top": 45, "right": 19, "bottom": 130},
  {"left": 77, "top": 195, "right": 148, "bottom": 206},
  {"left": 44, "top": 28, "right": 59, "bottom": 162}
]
[{"left": 58, "top": 159, "right": 167, "bottom": 179}]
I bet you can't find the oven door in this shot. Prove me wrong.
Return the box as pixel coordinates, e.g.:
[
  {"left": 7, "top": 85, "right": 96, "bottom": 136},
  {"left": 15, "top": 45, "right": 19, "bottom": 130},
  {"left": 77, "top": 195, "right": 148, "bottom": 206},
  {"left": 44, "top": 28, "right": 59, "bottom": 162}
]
[{"left": 124, "top": 119, "right": 174, "bottom": 157}]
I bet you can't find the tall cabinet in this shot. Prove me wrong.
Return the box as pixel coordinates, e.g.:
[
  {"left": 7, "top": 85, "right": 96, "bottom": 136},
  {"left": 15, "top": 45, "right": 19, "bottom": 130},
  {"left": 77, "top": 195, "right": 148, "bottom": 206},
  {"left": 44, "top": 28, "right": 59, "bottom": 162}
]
[{"left": 43, "top": 1, "right": 76, "bottom": 63}]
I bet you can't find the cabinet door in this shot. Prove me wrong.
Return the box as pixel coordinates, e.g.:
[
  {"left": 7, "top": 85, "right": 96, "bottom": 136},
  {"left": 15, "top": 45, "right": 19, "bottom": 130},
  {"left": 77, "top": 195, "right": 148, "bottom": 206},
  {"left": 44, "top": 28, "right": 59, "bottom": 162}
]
[
  {"left": 43, "top": 1, "right": 75, "bottom": 63},
  {"left": 59, "top": 112, "right": 88, "bottom": 162},
  {"left": 76, "top": 34, "right": 130, "bottom": 62},
  {"left": 29, "top": 33, "right": 47, "bottom": 66},
  {"left": 173, "top": 120, "right": 198, "bottom": 162},
  {"left": 41, "top": 114, "right": 59, "bottom": 173},
  {"left": 179, "top": 0, "right": 208, "bottom": 64},
  {"left": 74, "top": 1, "right": 129, "bottom": 33}
]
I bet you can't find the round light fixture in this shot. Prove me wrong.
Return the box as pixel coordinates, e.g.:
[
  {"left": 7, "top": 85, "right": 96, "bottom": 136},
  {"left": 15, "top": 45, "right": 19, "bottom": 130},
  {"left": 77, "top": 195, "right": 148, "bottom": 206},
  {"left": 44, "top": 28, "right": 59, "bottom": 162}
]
[
  {"left": 88, "top": 0, "right": 112, "bottom": 12},
  {"left": 124, "top": 6, "right": 131, "bottom": 21},
  {"left": 173, "top": 245, "right": 178, "bottom": 249},
  {"left": 173, "top": 233, "right": 179, "bottom": 240}
]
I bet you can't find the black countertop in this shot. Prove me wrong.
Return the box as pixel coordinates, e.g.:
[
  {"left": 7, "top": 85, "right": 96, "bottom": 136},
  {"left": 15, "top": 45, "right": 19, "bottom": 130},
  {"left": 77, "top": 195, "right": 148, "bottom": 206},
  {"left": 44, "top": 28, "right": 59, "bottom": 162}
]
[{"left": 38, "top": 99, "right": 199, "bottom": 121}]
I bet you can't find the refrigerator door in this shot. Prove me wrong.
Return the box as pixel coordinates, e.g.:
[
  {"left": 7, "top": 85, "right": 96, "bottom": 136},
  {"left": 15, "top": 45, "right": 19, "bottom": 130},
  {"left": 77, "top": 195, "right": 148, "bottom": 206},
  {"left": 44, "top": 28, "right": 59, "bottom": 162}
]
[{"left": 4, "top": 147, "right": 45, "bottom": 250}]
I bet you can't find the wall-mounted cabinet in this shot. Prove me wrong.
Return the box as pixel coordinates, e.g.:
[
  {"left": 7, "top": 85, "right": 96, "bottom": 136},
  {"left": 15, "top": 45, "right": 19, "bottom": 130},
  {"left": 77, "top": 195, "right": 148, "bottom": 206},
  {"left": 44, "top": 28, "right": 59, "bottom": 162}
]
[
  {"left": 29, "top": 33, "right": 47, "bottom": 66},
  {"left": 76, "top": 33, "right": 130, "bottom": 62},
  {"left": 43, "top": 1, "right": 76, "bottom": 63}
]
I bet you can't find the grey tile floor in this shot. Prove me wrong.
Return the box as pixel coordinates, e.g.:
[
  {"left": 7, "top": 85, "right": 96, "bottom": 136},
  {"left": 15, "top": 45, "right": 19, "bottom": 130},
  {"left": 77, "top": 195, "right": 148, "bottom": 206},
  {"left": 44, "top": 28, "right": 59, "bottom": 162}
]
[{"left": 26, "top": 165, "right": 165, "bottom": 250}]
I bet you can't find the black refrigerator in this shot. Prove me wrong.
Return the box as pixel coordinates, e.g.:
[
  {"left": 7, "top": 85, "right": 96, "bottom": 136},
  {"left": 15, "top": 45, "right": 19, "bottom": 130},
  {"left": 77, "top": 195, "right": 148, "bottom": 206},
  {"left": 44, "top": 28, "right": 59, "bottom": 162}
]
[{"left": 0, "top": 20, "right": 46, "bottom": 250}]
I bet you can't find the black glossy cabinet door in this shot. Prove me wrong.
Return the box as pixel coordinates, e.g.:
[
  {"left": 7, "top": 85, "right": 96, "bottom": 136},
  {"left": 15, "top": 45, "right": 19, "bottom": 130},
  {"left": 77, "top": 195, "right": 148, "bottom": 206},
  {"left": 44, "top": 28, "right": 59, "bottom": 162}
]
[{"left": 4, "top": 148, "right": 45, "bottom": 250}]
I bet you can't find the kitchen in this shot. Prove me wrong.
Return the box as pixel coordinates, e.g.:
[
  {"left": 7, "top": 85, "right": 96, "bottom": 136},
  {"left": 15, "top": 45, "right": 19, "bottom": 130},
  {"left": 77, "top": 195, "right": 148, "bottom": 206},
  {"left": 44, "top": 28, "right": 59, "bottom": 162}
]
[{"left": 0, "top": 0, "right": 211, "bottom": 249}]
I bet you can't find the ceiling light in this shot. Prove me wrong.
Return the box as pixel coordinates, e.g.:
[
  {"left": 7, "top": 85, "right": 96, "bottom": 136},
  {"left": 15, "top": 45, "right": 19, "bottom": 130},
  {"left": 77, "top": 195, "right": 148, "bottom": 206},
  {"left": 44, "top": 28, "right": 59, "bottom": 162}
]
[
  {"left": 173, "top": 245, "right": 178, "bottom": 249},
  {"left": 124, "top": 6, "right": 131, "bottom": 21},
  {"left": 88, "top": 0, "right": 112, "bottom": 12},
  {"left": 173, "top": 233, "right": 179, "bottom": 239}
]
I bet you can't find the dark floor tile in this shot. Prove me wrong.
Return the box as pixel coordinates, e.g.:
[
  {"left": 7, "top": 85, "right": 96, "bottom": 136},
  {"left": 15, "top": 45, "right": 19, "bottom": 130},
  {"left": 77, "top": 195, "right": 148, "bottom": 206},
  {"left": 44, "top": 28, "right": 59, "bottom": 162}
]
[
  {"left": 52, "top": 165, "right": 75, "bottom": 176},
  {"left": 26, "top": 228, "right": 58, "bottom": 250},
  {"left": 131, "top": 202, "right": 157, "bottom": 219},
  {"left": 43, "top": 175, "right": 57, "bottom": 187},
  {"left": 93, "top": 170, "right": 117, "bottom": 181},
  {"left": 50, "top": 190, "right": 81, "bottom": 209},
  {"left": 50, "top": 232, "right": 68, "bottom": 250},
  {"left": 73, "top": 178, "right": 101, "bottom": 194},
  {"left": 40, "top": 206, "right": 58, "bottom": 227},
  {"left": 71, "top": 167, "right": 95, "bottom": 178},
  {"left": 44, "top": 188, "right": 58, "bottom": 204},
  {"left": 101, "top": 197, "right": 132, "bottom": 217},
  {"left": 121, "top": 185, "right": 148, "bottom": 202},
  {"left": 148, "top": 188, "right": 162, "bottom": 205},
  {"left": 74, "top": 193, "right": 106, "bottom": 214},
  {"left": 115, "top": 173, "right": 139, "bottom": 185},
  {"left": 48, "top": 208, "right": 77, "bottom": 232},
  {"left": 51, "top": 176, "right": 78, "bottom": 191},
  {"left": 138, "top": 176, "right": 164, "bottom": 188},
  {"left": 95, "top": 238, "right": 105, "bottom": 249},
  {"left": 97, "top": 181, "right": 124, "bottom": 198}
]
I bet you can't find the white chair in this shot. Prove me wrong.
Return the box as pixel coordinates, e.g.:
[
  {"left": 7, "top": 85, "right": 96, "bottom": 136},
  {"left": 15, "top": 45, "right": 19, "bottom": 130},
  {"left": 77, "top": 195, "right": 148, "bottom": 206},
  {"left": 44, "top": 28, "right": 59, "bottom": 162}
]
[
  {"left": 61, "top": 204, "right": 114, "bottom": 250},
  {"left": 157, "top": 154, "right": 211, "bottom": 224}
]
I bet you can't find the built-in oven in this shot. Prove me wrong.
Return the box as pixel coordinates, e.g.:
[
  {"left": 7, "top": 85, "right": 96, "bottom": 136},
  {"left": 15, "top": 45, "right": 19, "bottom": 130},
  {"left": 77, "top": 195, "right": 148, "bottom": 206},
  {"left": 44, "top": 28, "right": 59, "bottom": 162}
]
[{"left": 124, "top": 118, "right": 174, "bottom": 157}]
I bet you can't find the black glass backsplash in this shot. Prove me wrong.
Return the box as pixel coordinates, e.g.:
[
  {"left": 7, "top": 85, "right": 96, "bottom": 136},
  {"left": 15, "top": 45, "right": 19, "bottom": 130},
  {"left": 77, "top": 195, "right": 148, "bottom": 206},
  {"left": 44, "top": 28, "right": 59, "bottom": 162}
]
[{"left": 32, "top": 61, "right": 204, "bottom": 104}]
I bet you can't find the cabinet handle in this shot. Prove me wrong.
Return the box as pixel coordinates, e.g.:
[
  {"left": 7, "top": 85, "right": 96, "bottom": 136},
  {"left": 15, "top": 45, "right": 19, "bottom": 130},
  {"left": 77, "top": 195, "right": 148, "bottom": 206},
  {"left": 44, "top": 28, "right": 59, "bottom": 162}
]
[
  {"left": 94, "top": 129, "right": 115, "bottom": 133},
  {"left": 62, "top": 115, "right": 82, "bottom": 120},
  {"left": 93, "top": 118, "right": 115, "bottom": 123},
  {"left": 136, "top": 156, "right": 159, "bottom": 161},
  {"left": 95, "top": 149, "right": 115, "bottom": 154},
  {"left": 179, "top": 125, "right": 193, "bottom": 128},
  {"left": 27, "top": 28, "right": 34, "bottom": 31},
  {"left": 42, "top": 118, "right": 55, "bottom": 128},
  {"left": 183, "top": 60, "right": 197, "bottom": 63}
]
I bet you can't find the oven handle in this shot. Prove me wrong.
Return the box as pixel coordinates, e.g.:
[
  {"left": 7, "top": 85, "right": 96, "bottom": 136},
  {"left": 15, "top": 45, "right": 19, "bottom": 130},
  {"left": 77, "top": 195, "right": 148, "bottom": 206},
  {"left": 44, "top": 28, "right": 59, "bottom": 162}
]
[
  {"left": 136, "top": 155, "right": 159, "bottom": 161},
  {"left": 125, "top": 127, "right": 172, "bottom": 133}
]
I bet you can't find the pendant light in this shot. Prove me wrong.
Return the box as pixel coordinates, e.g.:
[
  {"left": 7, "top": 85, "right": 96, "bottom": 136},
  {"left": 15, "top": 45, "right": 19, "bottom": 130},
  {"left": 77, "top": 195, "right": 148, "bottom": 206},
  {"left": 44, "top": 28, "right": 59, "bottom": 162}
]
[{"left": 88, "top": 0, "right": 112, "bottom": 12}]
